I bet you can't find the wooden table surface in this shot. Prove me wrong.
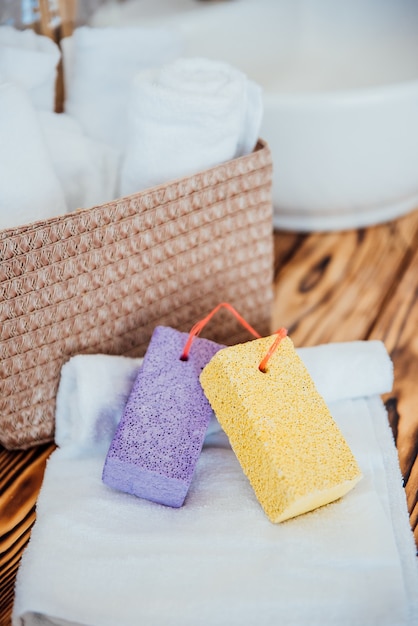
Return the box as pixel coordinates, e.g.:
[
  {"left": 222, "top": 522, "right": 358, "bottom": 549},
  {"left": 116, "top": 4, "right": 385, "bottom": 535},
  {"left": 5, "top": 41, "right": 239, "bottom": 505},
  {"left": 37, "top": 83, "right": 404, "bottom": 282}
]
[{"left": 1, "top": 209, "right": 418, "bottom": 625}]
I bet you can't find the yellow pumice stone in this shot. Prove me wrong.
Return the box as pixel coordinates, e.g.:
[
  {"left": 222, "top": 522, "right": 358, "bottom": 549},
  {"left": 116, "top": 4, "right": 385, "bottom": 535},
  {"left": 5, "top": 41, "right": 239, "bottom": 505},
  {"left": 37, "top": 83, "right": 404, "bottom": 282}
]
[{"left": 200, "top": 334, "right": 362, "bottom": 523}]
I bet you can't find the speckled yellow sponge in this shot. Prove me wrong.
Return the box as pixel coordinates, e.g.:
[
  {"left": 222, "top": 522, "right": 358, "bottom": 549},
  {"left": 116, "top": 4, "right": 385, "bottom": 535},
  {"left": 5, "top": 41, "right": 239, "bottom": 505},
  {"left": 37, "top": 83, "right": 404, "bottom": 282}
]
[{"left": 200, "top": 334, "right": 362, "bottom": 523}]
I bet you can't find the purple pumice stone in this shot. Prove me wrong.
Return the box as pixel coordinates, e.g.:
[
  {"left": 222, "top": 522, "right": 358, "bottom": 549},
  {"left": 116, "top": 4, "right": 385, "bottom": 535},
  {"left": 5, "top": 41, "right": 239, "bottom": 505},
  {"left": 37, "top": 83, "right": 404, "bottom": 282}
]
[{"left": 102, "top": 326, "right": 223, "bottom": 507}]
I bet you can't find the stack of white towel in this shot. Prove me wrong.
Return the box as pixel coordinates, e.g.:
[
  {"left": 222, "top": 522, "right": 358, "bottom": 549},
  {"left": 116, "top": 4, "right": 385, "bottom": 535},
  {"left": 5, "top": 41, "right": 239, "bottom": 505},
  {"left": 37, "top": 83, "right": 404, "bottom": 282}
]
[
  {"left": 12, "top": 340, "right": 418, "bottom": 625},
  {"left": 0, "top": 24, "right": 263, "bottom": 230},
  {"left": 0, "top": 27, "right": 65, "bottom": 227},
  {"left": 0, "top": 82, "right": 67, "bottom": 226},
  {"left": 63, "top": 26, "right": 262, "bottom": 196},
  {"left": 0, "top": 26, "right": 120, "bottom": 228}
]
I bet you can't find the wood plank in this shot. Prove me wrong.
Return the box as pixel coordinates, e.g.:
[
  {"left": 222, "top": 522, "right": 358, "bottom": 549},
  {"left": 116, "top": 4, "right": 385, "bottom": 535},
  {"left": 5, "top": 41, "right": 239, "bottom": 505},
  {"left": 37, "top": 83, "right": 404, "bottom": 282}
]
[
  {"left": 272, "top": 209, "right": 418, "bottom": 347},
  {"left": 0, "top": 443, "right": 54, "bottom": 626},
  {"left": 273, "top": 231, "right": 307, "bottom": 274},
  {"left": 369, "top": 239, "right": 418, "bottom": 546}
]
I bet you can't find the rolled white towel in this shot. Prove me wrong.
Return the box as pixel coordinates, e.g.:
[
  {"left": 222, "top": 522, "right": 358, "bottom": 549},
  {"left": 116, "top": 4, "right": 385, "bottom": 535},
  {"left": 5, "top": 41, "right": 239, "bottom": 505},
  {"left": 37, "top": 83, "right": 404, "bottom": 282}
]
[
  {"left": 0, "top": 82, "right": 67, "bottom": 228},
  {"left": 119, "top": 56, "right": 263, "bottom": 196},
  {"left": 38, "top": 111, "right": 120, "bottom": 213},
  {"left": 0, "top": 25, "right": 60, "bottom": 111},
  {"left": 297, "top": 340, "right": 394, "bottom": 403},
  {"left": 55, "top": 354, "right": 143, "bottom": 452},
  {"left": 54, "top": 339, "right": 393, "bottom": 452},
  {"left": 63, "top": 26, "right": 183, "bottom": 150}
]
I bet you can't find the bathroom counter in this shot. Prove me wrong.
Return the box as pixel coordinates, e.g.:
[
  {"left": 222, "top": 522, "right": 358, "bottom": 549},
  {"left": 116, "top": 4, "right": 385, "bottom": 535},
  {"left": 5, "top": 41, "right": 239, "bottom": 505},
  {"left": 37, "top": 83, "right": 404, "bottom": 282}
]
[{"left": 1, "top": 208, "right": 418, "bottom": 625}]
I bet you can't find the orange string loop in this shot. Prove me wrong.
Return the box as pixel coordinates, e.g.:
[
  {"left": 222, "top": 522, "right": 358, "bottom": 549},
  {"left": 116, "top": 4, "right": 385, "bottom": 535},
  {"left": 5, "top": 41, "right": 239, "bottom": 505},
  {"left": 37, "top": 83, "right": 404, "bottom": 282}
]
[
  {"left": 180, "top": 302, "right": 261, "bottom": 360},
  {"left": 258, "top": 327, "right": 288, "bottom": 373}
]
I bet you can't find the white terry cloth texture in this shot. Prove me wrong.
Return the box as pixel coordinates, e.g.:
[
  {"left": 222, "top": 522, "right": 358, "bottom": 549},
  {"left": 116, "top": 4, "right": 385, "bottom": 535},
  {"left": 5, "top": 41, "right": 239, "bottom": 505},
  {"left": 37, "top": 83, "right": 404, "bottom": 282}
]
[
  {"left": 0, "top": 26, "right": 60, "bottom": 111},
  {"left": 119, "top": 56, "right": 263, "bottom": 197},
  {"left": 38, "top": 111, "right": 119, "bottom": 213},
  {"left": 297, "top": 339, "right": 394, "bottom": 404},
  {"left": 12, "top": 341, "right": 418, "bottom": 626},
  {"left": 0, "top": 82, "right": 67, "bottom": 228},
  {"left": 55, "top": 354, "right": 143, "bottom": 453},
  {"left": 63, "top": 26, "right": 183, "bottom": 150}
]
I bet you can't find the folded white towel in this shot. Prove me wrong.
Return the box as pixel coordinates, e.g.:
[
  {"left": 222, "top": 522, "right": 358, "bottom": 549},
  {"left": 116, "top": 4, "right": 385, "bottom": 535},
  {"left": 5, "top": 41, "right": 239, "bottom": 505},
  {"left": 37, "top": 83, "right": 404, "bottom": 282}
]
[
  {"left": 38, "top": 111, "right": 120, "bottom": 212},
  {"left": 119, "top": 56, "right": 263, "bottom": 196},
  {"left": 63, "top": 26, "right": 183, "bottom": 150},
  {"left": 0, "top": 82, "right": 67, "bottom": 228},
  {"left": 0, "top": 25, "right": 60, "bottom": 111},
  {"left": 13, "top": 340, "right": 418, "bottom": 625}
]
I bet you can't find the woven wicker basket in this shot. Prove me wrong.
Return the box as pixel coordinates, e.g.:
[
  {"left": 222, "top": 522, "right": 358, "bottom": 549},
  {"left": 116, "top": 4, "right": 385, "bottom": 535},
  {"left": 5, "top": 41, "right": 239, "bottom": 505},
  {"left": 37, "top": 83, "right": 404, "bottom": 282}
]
[{"left": 0, "top": 140, "right": 273, "bottom": 450}]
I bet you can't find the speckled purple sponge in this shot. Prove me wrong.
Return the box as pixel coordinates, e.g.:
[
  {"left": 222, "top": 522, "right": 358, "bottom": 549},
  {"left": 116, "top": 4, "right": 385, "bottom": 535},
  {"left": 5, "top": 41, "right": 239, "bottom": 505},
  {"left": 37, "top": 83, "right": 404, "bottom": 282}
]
[{"left": 102, "top": 326, "right": 223, "bottom": 507}]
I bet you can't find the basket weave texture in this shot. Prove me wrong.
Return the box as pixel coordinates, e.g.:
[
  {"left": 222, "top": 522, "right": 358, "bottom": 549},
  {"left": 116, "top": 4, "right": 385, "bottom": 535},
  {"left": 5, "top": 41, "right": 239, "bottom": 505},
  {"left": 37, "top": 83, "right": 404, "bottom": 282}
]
[{"left": 0, "top": 140, "right": 273, "bottom": 450}]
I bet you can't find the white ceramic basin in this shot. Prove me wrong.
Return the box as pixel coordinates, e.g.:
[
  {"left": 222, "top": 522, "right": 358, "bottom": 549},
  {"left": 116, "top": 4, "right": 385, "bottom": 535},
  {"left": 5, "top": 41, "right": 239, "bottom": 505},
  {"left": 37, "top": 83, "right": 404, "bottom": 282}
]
[{"left": 92, "top": 0, "right": 418, "bottom": 231}]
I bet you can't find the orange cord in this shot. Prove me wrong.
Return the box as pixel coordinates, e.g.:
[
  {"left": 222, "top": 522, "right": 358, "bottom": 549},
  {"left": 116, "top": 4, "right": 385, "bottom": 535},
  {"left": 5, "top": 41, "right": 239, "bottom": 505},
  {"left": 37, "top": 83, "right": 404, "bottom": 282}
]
[
  {"left": 180, "top": 302, "right": 261, "bottom": 360},
  {"left": 180, "top": 302, "right": 287, "bottom": 373},
  {"left": 258, "top": 327, "right": 288, "bottom": 373}
]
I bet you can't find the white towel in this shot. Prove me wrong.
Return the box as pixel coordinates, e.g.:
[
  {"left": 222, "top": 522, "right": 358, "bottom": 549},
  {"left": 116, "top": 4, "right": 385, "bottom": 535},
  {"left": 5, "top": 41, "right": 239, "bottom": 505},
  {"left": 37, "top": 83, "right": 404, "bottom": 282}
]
[
  {"left": 0, "top": 25, "right": 60, "bottom": 111},
  {"left": 54, "top": 340, "right": 394, "bottom": 449},
  {"left": 0, "top": 82, "right": 67, "bottom": 228},
  {"left": 63, "top": 26, "right": 183, "bottom": 150},
  {"left": 38, "top": 111, "right": 120, "bottom": 213},
  {"left": 12, "top": 341, "right": 418, "bottom": 626},
  {"left": 119, "top": 56, "right": 263, "bottom": 197},
  {"left": 297, "top": 339, "right": 394, "bottom": 403},
  {"left": 55, "top": 354, "right": 143, "bottom": 453}
]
